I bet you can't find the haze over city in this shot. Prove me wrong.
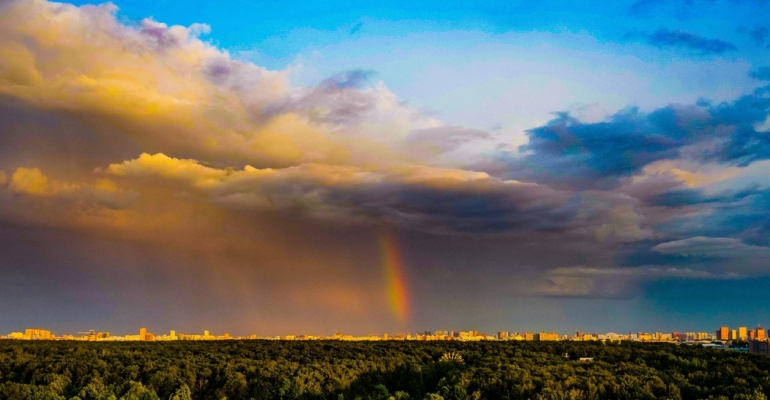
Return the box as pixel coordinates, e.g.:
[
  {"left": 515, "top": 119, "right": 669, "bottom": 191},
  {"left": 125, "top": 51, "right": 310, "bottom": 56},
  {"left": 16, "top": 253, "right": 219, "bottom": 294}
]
[{"left": 1, "top": 0, "right": 770, "bottom": 337}]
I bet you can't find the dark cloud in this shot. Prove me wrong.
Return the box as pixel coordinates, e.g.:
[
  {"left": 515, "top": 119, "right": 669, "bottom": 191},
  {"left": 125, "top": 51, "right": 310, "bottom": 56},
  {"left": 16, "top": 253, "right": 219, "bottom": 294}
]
[
  {"left": 641, "top": 29, "right": 737, "bottom": 54},
  {"left": 705, "top": 92, "right": 770, "bottom": 166},
  {"left": 492, "top": 88, "right": 770, "bottom": 189},
  {"left": 618, "top": 240, "right": 720, "bottom": 267},
  {"left": 705, "top": 188, "right": 770, "bottom": 246},
  {"left": 210, "top": 169, "right": 582, "bottom": 236},
  {"left": 647, "top": 185, "right": 759, "bottom": 207},
  {"left": 507, "top": 109, "right": 684, "bottom": 189},
  {"left": 640, "top": 185, "right": 770, "bottom": 251}
]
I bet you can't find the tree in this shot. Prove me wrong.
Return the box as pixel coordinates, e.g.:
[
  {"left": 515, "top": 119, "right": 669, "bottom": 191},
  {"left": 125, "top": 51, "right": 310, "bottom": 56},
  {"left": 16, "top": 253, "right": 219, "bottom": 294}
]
[{"left": 167, "top": 385, "right": 191, "bottom": 400}]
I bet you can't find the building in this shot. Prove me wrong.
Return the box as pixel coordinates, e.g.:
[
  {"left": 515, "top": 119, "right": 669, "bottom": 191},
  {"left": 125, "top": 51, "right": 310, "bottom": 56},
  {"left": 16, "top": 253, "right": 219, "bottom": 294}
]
[
  {"left": 535, "top": 332, "right": 559, "bottom": 341},
  {"left": 497, "top": 331, "right": 509, "bottom": 340},
  {"left": 731, "top": 330, "right": 738, "bottom": 340},
  {"left": 757, "top": 326, "right": 766, "bottom": 340},
  {"left": 139, "top": 327, "right": 147, "bottom": 341},
  {"left": 524, "top": 333, "right": 534, "bottom": 341},
  {"left": 739, "top": 327, "right": 748, "bottom": 340},
  {"left": 24, "top": 329, "right": 52, "bottom": 340},
  {"left": 717, "top": 326, "right": 729, "bottom": 341},
  {"left": 750, "top": 339, "right": 770, "bottom": 355}
]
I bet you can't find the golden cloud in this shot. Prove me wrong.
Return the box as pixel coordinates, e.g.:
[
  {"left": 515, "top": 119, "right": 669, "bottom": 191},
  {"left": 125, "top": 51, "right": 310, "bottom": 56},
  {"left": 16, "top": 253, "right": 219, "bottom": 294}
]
[
  {"left": 98, "top": 152, "right": 645, "bottom": 236},
  {"left": 0, "top": 0, "right": 460, "bottom": 173},
  {"left": 7, "top": 167, "right": 137, "bottom": 209}
]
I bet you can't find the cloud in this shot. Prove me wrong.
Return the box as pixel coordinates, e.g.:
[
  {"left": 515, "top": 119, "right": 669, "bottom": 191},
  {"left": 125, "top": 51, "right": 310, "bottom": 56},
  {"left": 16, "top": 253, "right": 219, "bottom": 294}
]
[
  {"left": 522, "top": 265, "right": 740, "bottom": 298},
  {"left": 261, "top": 71, "right": 415, "bottom": 130},
  {"left": 750, "top": 66, "right": 770, "bottom": 81},
  {"left": 5, "top": 167, "right": 137, "bottom": 209},
  {"left": 406, "top": 125, "right": 492, "bottom": 154},
  {"left": 634, "top": 29, "right": 737, "bottom": 54},
  {"left": 319, "top": 70, "right": 377, "bottom": 91},
  {"left": 505, "top": 108, "right": 684, "bottom": 189},
  {"left": 647, "top": 184, "right": 759, "bottom": 207},
  {"left": 2, "top": 0, "right": 770, "bottom": 331},
  {"left": 493, "top": 88, "right": 770, "bottom": 190},
  {"left": 749, "top": 26, "right": 769, "bottom": 44},
  {"left": 348, "top": 22, "right": 363, "bottom": 35},
  {"left": 103, "top": 153, "right": 595, "bottom": 235},
  {"left": 652, "top": 236, "right": 770, "bottom": 257},
  {"left": 0, "top": 0, "right": 434, "bottom": 169}
]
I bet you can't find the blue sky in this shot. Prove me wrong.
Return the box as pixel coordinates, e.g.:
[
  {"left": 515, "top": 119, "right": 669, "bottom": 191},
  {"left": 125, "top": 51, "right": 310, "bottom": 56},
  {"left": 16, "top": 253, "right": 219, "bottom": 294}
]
[
  {"left": 69, "top": 0, "right": 767, "bottom": 143},
  {"left": 0, "top": 0, "right": 769, "bottom": 335}
]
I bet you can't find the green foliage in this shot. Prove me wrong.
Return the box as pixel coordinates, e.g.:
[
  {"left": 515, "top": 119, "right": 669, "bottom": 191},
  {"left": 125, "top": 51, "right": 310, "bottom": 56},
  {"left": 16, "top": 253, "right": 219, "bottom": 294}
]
[{"left": 0, "top": 340, "right": 768, "bottom": 399}]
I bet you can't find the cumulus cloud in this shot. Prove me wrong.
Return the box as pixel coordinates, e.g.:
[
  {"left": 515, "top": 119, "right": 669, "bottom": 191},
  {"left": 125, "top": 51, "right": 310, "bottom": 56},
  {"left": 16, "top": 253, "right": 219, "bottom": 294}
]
[
  {"left": 504, "top": 108, "right": 684, "bottom": 189},
  {"left": 0, "top": 0, "right": 437, "bottom": 170},
  {"left": 494, "top": 88, "right": 770, "bottom": 190}
]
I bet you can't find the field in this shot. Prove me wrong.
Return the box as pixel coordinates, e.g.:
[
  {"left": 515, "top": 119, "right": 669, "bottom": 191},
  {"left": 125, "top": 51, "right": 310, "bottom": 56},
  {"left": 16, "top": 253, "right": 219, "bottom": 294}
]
[{"left": 0, "top": 340, "right": 768, "bottom": 400}]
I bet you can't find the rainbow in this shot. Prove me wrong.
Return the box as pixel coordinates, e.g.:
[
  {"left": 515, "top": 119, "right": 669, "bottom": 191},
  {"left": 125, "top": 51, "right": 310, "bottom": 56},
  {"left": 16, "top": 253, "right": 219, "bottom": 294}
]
[{"left": 379, "top": 232, "right": 411, "bottom": 325}]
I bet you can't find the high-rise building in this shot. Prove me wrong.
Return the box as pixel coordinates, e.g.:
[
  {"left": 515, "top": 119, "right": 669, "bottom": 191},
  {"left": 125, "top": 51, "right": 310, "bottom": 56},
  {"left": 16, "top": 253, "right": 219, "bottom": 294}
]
[
  {"left": 24, "top": 328, "right": 52, "bottom": 340},
  {"left": 497, "top": 331, "right": 509, "bottom": 340},
  {"left": 139, "top": 327, "right": 147, "bottom": 341},
  {"left": 535, "top": 332, "right": 559, "bottom": 341},
  {"left": 717, "top": 326, "right": 729, "bottom": 341},
  {"left": 750, "top": 339, "right": 770, "bottom": 355},
  {"left": 757, "top": 326, "right": 766, "bottom": 340},
  {"left": 731, "top": 330, "right": 738, "bottom": 340},
  {"left": 739, "top": 327, "right": 748, "bottom": 340},
  {"left": 524, "top": 333, "right": 534, "bottom": 341}
]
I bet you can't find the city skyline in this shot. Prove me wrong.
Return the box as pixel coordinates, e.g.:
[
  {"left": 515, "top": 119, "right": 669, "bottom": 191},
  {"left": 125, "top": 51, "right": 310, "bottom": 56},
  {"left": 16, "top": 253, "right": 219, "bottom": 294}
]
[
  {"left": 1, "top": 0, "right": 770, "bottom": 335},
  {"left": 6, "top": 323, "right": 770, "bottom": 342}
]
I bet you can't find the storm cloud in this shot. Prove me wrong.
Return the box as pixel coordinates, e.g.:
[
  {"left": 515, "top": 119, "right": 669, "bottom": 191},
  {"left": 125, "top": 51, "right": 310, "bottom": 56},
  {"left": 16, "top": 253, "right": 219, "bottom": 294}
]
[{"left": 2, "top": 0, "right": 770, "bottom": 335}]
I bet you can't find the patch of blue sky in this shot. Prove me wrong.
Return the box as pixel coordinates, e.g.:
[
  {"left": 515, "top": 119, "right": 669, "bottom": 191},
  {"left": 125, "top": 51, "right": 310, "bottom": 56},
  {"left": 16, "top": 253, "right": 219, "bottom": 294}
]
[{"left": 63, "top": 0, "right": 769, "bottom": 132}]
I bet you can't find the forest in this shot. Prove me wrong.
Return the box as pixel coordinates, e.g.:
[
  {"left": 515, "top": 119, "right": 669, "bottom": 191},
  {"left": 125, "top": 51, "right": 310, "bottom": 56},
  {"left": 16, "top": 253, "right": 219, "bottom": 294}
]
[{"left": 0, "top": 340, "right": 768, "bottom": 400}]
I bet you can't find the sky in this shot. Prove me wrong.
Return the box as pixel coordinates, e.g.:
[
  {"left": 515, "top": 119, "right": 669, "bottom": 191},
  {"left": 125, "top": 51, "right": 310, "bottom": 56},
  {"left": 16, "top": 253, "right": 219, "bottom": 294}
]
[{"left": 0, "top": 0, "right": 769, "bottom": 336}]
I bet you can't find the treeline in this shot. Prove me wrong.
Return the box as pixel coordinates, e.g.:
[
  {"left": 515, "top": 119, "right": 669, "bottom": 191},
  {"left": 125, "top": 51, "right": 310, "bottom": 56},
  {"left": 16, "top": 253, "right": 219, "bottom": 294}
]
[{"left": 0, "top": 340, "right": 769, "bottom": 399}]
